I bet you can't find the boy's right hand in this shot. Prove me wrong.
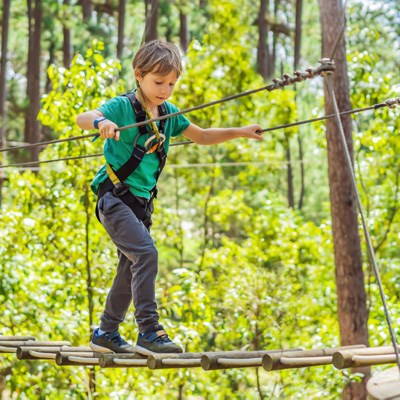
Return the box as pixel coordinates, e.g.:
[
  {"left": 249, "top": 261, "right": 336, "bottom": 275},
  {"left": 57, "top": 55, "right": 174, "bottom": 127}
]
[{"left": 98, "top": 119, "right": 120, "bottom": 141}]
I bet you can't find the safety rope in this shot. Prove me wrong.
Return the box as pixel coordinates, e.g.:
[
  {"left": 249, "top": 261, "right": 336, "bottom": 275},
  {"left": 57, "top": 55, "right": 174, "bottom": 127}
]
[
  {"left": 0, "top": 60, "right": 336, "bottom": 155},
  {"left": 324, "top": 73, "right": 400, "bottom": 373},
  {"left": 135, "top": 87, "right": 162, "bottom": 143},
  {"left": 0, "top": 97, "right": 399, "bottom": 169}
]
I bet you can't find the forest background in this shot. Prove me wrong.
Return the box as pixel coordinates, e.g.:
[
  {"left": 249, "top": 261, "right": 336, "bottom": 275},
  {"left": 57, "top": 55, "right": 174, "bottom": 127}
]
[{"left": 0, "top": 0, "right": 400, "bottom": 399}]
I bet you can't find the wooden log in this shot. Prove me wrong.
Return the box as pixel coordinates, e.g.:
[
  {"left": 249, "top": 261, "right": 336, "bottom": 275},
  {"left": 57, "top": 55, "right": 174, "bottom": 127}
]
[
  {"left": 28, "top": 351, "right": 57, "bottom": 360},
  {"left": 0, "top": 346, "right": 17, "bottom": 353},
  {"left": 333, "top": 346, "right": 400, "bottom": 369},
  {"left": 214, "top": 357, "right": 262, "bottom": 368},
  {"left": 202, "top": 349, "right": 302, "bottom": 371},
  {"left": 159, "top": 358, "right": 202, "bottom": 368},
  {"left": 367, "top": 366, "right": 400, "bottom": 400},
  {"left": 31, "top": 351, "right": 97, "bottom": 361},
  {"left": 99, "top": 353, "right": 147, "bottom": 368},
  {"left": 17, "top": 346, "right": 91, "bottom": 360},
  {"left": 264, "top": 355, "right": 333, "bottom": 371},
  {"left": 0, "top": 340, "right": 37, "bottom": 348},
  {"left": 148, "top": 352, "right": 205, "bottom": 370},
  {"left": 263, "top": 345, "right": 366, "bottom": 371},
  {"left": 336, "top": 354, "right": 398, "bottom": 369},
  {"left": 56, "top": 352, "right": 99, "bottom": 366},
  {"left": 0, "top": 340, "right": 70, "bottom": 347},
  {"left": 112, "top": 358, "right": 148, "bottom": 367},
  {"left": 0, "top": 336, "right": 36, "bottom": 341}
]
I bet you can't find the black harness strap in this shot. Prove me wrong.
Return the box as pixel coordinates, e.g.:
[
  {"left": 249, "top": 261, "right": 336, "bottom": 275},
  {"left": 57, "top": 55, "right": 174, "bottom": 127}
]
[
  {"left": 96, "top": 93, "right": 169, "bottom": 226},
  {"left": 111, "top": 92, "right": 167, "bottom": 183}
]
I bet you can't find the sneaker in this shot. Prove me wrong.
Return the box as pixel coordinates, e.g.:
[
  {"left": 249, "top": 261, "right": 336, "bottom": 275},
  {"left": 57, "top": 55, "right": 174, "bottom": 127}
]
[
  {"left": 135, "top": 329, "right": 183, "bottom": 355},
  {"left": 90, "top": 328, "right": 136, "bottom": 353}
]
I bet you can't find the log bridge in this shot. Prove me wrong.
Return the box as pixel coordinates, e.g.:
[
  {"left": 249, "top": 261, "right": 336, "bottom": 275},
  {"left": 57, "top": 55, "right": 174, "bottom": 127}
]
[{"left": 1, "top": 335, "right": 399, "bottom": 399}]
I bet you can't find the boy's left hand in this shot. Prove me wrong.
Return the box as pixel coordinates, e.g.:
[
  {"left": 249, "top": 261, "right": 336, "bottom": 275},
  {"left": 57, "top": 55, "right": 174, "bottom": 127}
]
[{"left": 238, "top": 124, "right": 263, "bottom": 140}]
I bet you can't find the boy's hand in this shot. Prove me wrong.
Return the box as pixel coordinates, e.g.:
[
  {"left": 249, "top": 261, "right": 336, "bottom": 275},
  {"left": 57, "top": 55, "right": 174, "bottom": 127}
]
[
  {"left": 238, "top": 124, "right": 263, "bottom": 140},
  {"left": 98, "top": 119, "right": 120, "bottom": 141}
]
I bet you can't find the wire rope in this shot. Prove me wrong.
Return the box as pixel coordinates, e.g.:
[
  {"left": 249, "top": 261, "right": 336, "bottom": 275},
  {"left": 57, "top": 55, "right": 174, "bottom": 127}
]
[
  {"left": 0, "top": 61, "right": 334, "bottom": 155},
  {"left": 1, "top": 98, "right": 398, "bottom": 169}
]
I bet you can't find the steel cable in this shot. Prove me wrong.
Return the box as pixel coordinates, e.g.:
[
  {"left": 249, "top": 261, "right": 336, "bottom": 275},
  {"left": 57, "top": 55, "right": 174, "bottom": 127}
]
[
  {"left": 1, "top": 98, "right": 398, "bottom": 169},
  {"left": 0, "top": 61, "right": 335, "bottom": 155}
]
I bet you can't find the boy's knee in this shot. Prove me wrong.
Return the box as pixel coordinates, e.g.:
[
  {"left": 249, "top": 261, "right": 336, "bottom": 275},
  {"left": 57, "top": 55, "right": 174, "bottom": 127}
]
[
  {"left": 144, "top": 244, "right": 158, "bottom": 261},
  {"left": 130, "top": 243, "right": 158, "bottom": 265}
]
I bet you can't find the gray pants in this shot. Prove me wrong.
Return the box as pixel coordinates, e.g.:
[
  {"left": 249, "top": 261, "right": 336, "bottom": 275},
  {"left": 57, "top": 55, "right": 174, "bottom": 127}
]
[{"left": 96, "top": 191, "right": 159, "bottom": 334}]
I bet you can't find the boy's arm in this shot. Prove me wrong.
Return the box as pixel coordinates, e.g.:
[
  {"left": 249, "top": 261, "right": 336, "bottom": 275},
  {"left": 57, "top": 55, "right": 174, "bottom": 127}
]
[
  {"left": 76, "top": 110, "right": 121, "bottom": 140},
  {"left": 182, "top": 123, "right": 263, "bottom": 145}
]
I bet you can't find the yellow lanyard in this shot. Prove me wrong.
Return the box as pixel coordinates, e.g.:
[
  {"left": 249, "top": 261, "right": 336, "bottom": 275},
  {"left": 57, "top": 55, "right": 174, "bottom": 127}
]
[{"left": 136, "top": 86, "right": 161, "bottom": 141}]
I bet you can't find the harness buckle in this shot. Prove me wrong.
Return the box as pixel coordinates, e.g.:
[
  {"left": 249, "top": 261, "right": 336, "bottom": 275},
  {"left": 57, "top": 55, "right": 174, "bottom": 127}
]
[
  {"left": 150, "top": 186, "right": 158, "bottom": 199},
  {"left": 113, "top": 182, "right": 129, "bottom": 197}
]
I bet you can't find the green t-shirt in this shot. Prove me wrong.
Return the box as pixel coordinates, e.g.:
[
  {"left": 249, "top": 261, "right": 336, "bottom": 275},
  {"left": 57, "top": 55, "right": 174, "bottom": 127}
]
[{"left": 91, "top": 94, "right": 191, "bottom": 198}]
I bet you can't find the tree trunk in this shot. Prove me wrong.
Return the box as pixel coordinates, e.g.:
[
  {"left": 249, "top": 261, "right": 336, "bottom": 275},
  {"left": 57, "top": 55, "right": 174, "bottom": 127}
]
[
  {"left": 179, "top": 10, "right": 189, "bottom": 53},
  {"left": 42, "top": 38, "right": 55, "bottom": 142},
  {"left": 83, "top": 183, "right": 96, "bottom": 395},
  {"left": 294, "top": 0, "right": 302, "bottom": 70},
  {"left": 285, "top": 133, "right": 294, "bottom": 208},
  {"left": 0, "top": 0, "right": 11, "bottom": 207},
  {"left": 82, "top": 0, "right": 92, "bottom": 21},
  {"left": 270, "top": 0, "right": 280, "bottom": 77},
  {"left": 294, "top": 0, "right": 305, "bottom": 210},
  {"left": 164, "top": 1, "right": 173, "bottom": 42},
  {"left": 144, "top": 0, "right": 158, "bottom": 42},
  {"left": 45, "top": 40, "right": 55, "bottom": 93},
  {"left": 63, "top": 0, "right": 72, "bottom": 68},
  {"left": 117, "top": 0, "right": 126, "bottom": 59},
  {"left": 319, "top": 0, "right": 370, "bottom": 398},
  {"left": 25, "top": 0, "right": 42, "bottom": 165},
  {"left": 297, "top": 133, "right": 305, "bottom": 209},
  {"left": 0, "top": 0, "right": 10, "bottom": 148},
  {"left": 257, "top": 0, "right": 270, "bottom": 80}
]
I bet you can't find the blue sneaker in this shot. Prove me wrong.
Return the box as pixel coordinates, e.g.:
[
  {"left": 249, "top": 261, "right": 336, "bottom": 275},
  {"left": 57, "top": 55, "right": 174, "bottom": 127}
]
[
  {"left": 90, "top": 328, "right": 135, "bottom": 353},
  {"left": 135, "top": 329, "right": 183, "bottom": 355}
]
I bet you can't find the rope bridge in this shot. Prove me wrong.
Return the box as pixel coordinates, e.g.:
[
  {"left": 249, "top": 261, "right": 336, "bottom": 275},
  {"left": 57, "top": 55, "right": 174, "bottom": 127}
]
[
  {"left": 1, "top": 334, "right": 399, "bottom": 371},
  {"left": 1, "top": 334, "right": 399, "bottom": 398}
]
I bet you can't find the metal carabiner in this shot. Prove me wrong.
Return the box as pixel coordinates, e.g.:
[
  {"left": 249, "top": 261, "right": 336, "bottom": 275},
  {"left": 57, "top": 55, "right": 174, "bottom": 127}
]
[{"left": 144, "top": 133, "right": 166, "bottom": 154}]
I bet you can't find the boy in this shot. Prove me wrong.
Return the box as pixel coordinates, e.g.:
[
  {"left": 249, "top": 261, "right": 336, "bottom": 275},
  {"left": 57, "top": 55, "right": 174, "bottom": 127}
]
[{"left": 76, "top": 40, "right": 262, "bottom": 355}]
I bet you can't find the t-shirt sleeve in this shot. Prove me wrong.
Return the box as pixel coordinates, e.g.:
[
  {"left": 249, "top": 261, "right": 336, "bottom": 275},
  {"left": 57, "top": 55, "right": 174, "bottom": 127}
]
[
  {"left": 167, "top": 102, "right": 191, "bottom": 137},
  {"left": 97, "top": 97, "right": 123, "bottom": 124}
]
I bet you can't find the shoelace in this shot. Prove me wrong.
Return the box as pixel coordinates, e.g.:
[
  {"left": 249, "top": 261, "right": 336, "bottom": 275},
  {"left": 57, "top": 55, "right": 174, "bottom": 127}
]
[
  {"left": 155, "top": 334, "right": 170, "bottom": 343},
  {"left": 107, "top": 332, "right": 127, "bottom": 346}
]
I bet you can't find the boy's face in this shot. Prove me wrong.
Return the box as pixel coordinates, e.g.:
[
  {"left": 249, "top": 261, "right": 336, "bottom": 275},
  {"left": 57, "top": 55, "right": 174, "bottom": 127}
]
[{"left": 135, "top": 69, "right": 178, "bottom": 108}]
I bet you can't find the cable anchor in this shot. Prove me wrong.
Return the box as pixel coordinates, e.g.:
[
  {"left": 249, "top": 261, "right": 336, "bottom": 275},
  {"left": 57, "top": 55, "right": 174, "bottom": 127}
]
[
  {"left": 316, "top": 58, "right": 336, "bottom": 77},
  {"left": 384, "top": 97, "right": 400, "bottom": 109}
]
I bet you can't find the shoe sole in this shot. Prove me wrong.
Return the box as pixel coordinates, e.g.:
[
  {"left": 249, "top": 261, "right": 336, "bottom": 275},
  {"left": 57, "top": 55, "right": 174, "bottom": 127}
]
[
  {"left": 134, "top": 345, "right": 155, "bottom": 356},
  {"left": 134, "top": 345, "right": 183, "bottom": 356},
  {"left": 90, "top": 342, "right": 115, "bottom": 353}
]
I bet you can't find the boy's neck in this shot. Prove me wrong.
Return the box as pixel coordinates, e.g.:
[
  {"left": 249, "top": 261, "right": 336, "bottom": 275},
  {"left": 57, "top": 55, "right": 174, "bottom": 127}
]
[
  {"left": 135, "top": 91, "right": 159, "bottom": 117},
  {"left": 147, "top": 106, "right": 159, "bottom": 117}
]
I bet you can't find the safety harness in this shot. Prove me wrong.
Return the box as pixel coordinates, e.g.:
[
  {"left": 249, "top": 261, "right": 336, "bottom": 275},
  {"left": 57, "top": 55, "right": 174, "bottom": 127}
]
[{"left": 96, "top": 92, "right": 169, "bottom": 226}]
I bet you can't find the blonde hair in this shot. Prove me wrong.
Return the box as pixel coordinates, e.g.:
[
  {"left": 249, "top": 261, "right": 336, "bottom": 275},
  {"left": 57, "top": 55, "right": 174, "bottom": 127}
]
[{"left": 132, "top": 40, "right": 183, "bottom": 77}]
